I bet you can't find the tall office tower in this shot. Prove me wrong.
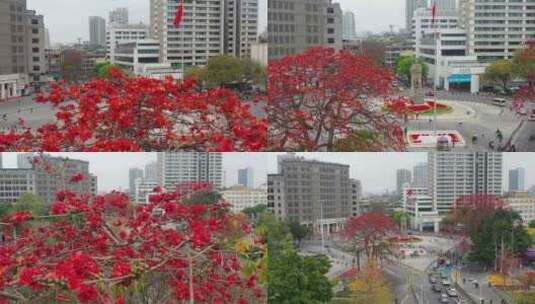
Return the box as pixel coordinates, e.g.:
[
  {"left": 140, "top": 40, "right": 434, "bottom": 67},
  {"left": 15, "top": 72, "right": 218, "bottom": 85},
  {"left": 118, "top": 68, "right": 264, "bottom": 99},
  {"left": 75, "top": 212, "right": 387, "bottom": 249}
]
[
  {"left": 225, "top": 0, "right": 259, "bottom": 58},
  {"left": 509, "top": 168, "right": 526, "bottom": 192},
  {"left": 350, "top": 178, "right": 362, "bottom": 216},
  {"left": 412, "top": 162, "right": 428, "bottom": 188},
  {"left": 17, "top": 152, "right": 34, "bottom": 169},
  {"left": 430, "top": 0, "right": 457, "bottom": 11},
  {"left": 343, "top": 11, "right": 357, "bottom": 41},
  {"left": 157, "top": 152, "right": 223, "bottom": 191},
  {"left": 33, "top": 155, "right": 93, "bottom": 203},
  {"left": 144, "top": 161, "right": 158, "bottom": 183},
  {"left": 238, "top": 167, "right": 254, "bottom": 189},
  {"left": 150, "top": 0, "right": 258, "bottom": 69},
  {"left": 428, "top": 152, "right": 503, "bottom": 214},
  {"left": 106, "top": 23, "right": 149, "bottom": 62},
  {"left": 267, "top": 156, "right": 351, "bottom": 233},
  {"left": 89, "top": 16, "right": 106, "bottom": 47},
  {"left": 24, "top": 9, "right": 46, "bottom": 85},
  {"left": 267, "top": 0, "right": 344, "bottom": 59},
  {"left": 396, "top": 169, "right": 412, "bottom": 195},
  {"left": 0, "top": 0, "right": 28, "bottom": 75},
  {"left": 405, "top": 0, "right": 427, "bottom": 31},
  {"left": 109, "top": 7, "right": 129, "bottom": 24},
  {"left": 129, "top": 167, "right": 144, "bottom": 194},
  {"left": 459, "top": 0, "right": 535, "bottom": 62}
]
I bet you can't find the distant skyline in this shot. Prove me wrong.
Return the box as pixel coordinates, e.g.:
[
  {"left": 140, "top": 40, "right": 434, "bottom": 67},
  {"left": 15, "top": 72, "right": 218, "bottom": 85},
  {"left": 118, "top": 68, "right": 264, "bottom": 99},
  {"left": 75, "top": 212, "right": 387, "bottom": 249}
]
[
  {"left": 27, "top": 0, "right": 268, "bottom": 44},
  {"left": 3, "top": 153, "right": 534, "bottom": 195}
]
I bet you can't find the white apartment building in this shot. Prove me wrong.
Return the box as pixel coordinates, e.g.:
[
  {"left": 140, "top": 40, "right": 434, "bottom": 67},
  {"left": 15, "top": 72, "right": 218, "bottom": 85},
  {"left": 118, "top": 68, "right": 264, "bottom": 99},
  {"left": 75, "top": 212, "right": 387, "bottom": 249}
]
[
  {"left": 150, "top": 0, "right": 258, "bottom": 69},
  {"left": 412, "top": 7, "right": 459, "bottom": 54},
  {"left": 226, "top": 0, "right": 259, "bottom": 58},
  {"left": 134, "top": 177, "right": 159, "bottom": 203},
  {"left": 109, "top": 8, "right": 128, "bottom": 25},
  {"left": 0, "top": 169, "right": 36, "bottom": 204},
  {"left": 401, "top": 186, "right": 429, "bottom": 210},
  {"left": 343, "top": 11, "right": 357, "bottom": 41},
  {"left": 504, "top": 191, "right": 535, "bottom": 225},
  {"left": 221, "top": 185, "right": 267, "bottom": 213},
  {"left": 106, "top": 23, "right": 149, "bottom": 63},
  {"left": 428, "top": 152, "right": 503, "bottom": 215},
  {"left": 113, "top": 39, "right": 160, "bottom": 72},
  {"left": 157, "top": 152, "right": 223, "bottom": 192},
  {"left": 250, "top": 41, "right": 268, "bottom": 66},
  {"left": 405, "top": 192, "right": 441, "bottom": 233},
  {"left": 459, "top": 0, "right": 535, "bottom": 62}
]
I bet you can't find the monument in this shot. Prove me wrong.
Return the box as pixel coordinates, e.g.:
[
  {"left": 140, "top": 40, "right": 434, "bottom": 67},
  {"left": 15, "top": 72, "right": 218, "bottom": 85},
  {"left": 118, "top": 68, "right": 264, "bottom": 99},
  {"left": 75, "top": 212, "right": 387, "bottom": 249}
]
[{"left": 410, "top": 63, "right": 424, "bottom": 104}]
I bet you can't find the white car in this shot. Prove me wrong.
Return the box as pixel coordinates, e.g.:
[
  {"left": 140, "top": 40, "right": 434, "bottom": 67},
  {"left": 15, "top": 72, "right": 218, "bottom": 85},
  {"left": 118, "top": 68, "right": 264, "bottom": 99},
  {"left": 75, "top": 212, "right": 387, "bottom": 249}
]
[
  {"left": 442, "top": 279, "right": 451, "bottom": 286},
  {"left": 447, "top": 288, "right": 458, "bottom": 297}
]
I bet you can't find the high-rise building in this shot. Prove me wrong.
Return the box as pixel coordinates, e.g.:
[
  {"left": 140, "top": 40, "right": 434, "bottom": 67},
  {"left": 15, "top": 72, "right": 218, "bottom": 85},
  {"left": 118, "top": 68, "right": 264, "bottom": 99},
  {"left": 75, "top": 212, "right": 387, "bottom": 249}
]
[
  {"left": 157, "top": 152, "right": 223, "bottom": 191},
  {"left": 430, "top": 0, "right": 457, "bottom": 11},
  {"left": 267, "top": 156, "right": 351, "bottom": 234},
  {"left": 17, "top": 152, "right": 34, "bottom": 169},
  {"left": 405, "top": 0, "right": 427, "bottom": 31},
  {"left": 396, "top": 169, "right": 412, "bottom": 195},
  {"left": 459, "top": 0, "right": 535, "bottom": 62},
  {"left": 150, "top": 0, "right": 258, "bottom": 69},
  {"left": 412, "top": 162, "right": 428, "bottom": 188},
  {"left": 268, "top": 0, "right": 343, "bottom": 59},
  {"left": 106, "top": 23, "right": 149, "bottom": 62},
  {"left": 428, "top": 152, "right": 503, "bottom": 214},
  {"left": 144, "top": 161, "right": 158, "bottom": 183},
  {"left": 343, "top": 11, "right": 357, "bottom": 41},
  {"left": 33, "top": 155, "right": 94, "bottom": 203},
  {"left": 89, "top": 16, "right": 106, "bottom": 47},
  {"left": 0, "top": 168, "right": 36, "bottom": 204},
  {"left": 0, "top": 0, "right": 47, "bottom": 96},
  {"left": 225, "top": 0, "right": 259, "bottom": 58},
  {"left": 350, "top": 179, "right": 362, "bottom": 216},
  {"left": 129, "top": 167, "right": 144, "bottom": 195},
  {"left": 509, "top": 168, "right": 526, "bottom": 192},
  {"left": 238, "top": 167, "right": 254, "bottom": 189},
  {"left": 109, "top": 7, "right": 129, "bottom": 25}
]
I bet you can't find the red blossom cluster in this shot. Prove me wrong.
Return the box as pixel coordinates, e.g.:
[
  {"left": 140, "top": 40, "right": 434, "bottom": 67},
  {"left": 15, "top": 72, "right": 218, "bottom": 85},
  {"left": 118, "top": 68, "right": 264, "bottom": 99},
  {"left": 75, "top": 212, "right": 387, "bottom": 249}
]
[
  {"left": 0, "top": 187, "right": 263, "bottom": 303},
  {"left": 452, "top": 194, "right": 507, "bottom": 234},
  {"left": 512, "top": 40, "right": 535, "bottom": 114},
  {"left": 0, "top": 68, "right": 267, "bottom": 152},
  {"left": 267, "top": 47, "right": 406, "bottom": 151}
]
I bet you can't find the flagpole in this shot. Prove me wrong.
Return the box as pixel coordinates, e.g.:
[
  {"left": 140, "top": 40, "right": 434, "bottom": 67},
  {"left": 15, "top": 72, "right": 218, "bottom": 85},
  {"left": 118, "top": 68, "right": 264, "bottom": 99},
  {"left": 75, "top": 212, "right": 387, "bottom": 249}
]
[{"left": 432, "top": 3, "right": 438, "bottom": 143}]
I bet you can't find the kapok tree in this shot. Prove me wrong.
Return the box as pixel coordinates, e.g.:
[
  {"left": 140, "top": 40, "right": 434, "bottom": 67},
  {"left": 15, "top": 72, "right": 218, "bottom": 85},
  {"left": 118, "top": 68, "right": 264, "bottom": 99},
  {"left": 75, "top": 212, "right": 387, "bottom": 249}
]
[
  {"left": 267, "top": 47, "right": 405, "bottom": 152},
  {"left": 0, "top": 187, "right": 264, "bottom": 303},
  {"left": 341, "top": 212, "right": 398, "bottom": 266},
  {"left": 512, "top": 40, "right": 535, "bottom": 114},
  {"left": 0, "top": 68, "right": 267, "bottom": 152}
]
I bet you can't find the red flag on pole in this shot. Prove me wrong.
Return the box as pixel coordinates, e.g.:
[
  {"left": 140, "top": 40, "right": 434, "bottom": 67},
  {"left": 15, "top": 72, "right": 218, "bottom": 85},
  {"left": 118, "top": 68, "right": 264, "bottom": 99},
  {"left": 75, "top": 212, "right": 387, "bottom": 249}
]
[
  {"left": 174, "top": 0, "right": 185, "bottom": 27},
  {"left": 431, "top": 3, "right": 438, "bottom": 26}
]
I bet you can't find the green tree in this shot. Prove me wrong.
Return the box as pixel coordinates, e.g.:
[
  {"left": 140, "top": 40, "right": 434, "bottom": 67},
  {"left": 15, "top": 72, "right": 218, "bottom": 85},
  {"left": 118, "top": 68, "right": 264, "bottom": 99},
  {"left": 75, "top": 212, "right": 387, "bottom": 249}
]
[
  {"left": 529, "top": 220, "right": 535, "bottom": 229},
  {"left": 0, "top": 202, "right": 12, "bottom": 219},
  {"left": 12, "top": 193, "right": 46, "bottom": 216},
  {"left": 258, "top": 213, "right": 333, "bottom": 304},
  {"left": 204, "top": 55, "right": 244, "bottom": 88},
  {"left": 241, "top": 57, "right": 267, "bottom": 88},
  {"left": 395, "top": 56, "right": 429, "bottom": 84},
  {"left": 242, "top": 204, "right": 267, "bottom": 223},
  {"left": 391, "top": 211, "right": 409, "bottom": 231},
  {"left": 184, "top": 66, "right": 206, "bottom": 82},
  {"left": 182, "top": 190, "right": 222, "bottom": 205},
  {"left": 95, "top": 63, "right": 122, "bottom": 79},
  {"left": 287, "top": 220, "right": 310, "bottom": 248},
  {"left": 484, "top": 59, "right": 516, "bottom": 91},
  {"left": 469, "top": 209, "right": 532, "bottom": 270}
]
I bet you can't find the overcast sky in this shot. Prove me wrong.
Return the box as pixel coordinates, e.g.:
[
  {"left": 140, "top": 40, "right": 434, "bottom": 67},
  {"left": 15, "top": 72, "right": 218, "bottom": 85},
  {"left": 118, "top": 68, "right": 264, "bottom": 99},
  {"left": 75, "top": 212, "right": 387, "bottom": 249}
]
[
  {"left": 28, "top": 0, "right": 268, "bottom": 44},
  {"left": 2, "top": 153, "right": 534, "bottom": 194},
  {"left": 337, "top": 0, "right": 405, "bottom": 33}
]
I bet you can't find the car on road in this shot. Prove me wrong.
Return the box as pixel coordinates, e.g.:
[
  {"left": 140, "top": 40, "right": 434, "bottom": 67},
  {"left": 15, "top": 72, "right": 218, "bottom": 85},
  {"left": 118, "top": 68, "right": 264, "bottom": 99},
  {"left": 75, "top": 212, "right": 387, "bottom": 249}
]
[
  {"left": 442, "top": 279, "right": 451, "bottom": 286},
  {"left": 446, "top": 288, "right": 458, "bottom": 297},
  {"left": 432, "top": 284, "right": 442, "bottom": 293},
  {"left": 429, "top": 276, "right": 437, "bottom": 284},
  {"left": 439, "top": 293, "right": 450, "bottom": 303}
]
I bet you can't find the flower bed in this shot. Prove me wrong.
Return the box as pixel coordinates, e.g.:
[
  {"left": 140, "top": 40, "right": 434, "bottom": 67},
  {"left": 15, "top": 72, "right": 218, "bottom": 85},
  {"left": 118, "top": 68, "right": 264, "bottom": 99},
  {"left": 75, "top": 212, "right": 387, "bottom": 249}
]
[
  {"left": 407, "top": 130, "right": 466, "bottom": 148},
  {"left": 387, "top": 98, "right": 452, "bottom": 115}
]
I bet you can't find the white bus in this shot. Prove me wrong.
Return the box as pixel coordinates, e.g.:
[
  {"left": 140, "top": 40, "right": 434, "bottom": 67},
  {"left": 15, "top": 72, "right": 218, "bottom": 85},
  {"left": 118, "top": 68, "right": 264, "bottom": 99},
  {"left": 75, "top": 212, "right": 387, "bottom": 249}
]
[{"left": 492, "top": 98, "right": 507, "bottom": 107}]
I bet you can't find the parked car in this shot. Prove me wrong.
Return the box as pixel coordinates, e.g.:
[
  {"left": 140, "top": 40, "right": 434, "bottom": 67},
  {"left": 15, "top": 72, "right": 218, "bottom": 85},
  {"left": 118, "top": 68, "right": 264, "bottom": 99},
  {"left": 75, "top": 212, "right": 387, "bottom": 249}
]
[
  {"left": 439, "top": 293, "right": 450, "bottom": 303},
  {"left": 432, "top": 284, "right": 442, "bottom": 293},
  {"left": 429, "top": 276, "right": 437, "bottom": 284}
]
